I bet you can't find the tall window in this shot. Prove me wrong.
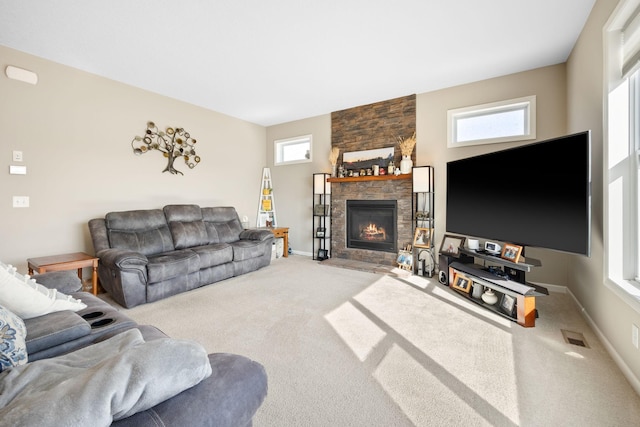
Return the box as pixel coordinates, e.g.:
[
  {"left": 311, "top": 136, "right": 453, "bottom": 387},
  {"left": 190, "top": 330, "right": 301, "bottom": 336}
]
[{"left": 605, "top": 0, "right": 640, "bottom": 309}]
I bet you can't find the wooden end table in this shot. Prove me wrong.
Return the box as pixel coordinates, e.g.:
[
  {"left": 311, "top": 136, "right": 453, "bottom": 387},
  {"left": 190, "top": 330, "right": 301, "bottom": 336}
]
[
  {"left": 27, "top": 252, "right": 99, "bottom": 295},
  {"left": 269, "top": 227, "right": 289, "bottom": 258}
]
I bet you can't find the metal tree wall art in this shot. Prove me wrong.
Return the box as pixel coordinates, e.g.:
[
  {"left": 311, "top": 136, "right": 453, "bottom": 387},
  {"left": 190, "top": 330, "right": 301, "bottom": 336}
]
[{"left": 131, "top": 121, "right": 201, "bottom": 175}]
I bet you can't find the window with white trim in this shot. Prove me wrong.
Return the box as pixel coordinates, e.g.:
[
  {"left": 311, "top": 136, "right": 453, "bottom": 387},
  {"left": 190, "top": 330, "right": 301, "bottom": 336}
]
[
  {"left": 274, "top": 134, "right": 312, "bottom": 165},
  {"left": 604, "top": 0, "right": 640, "bottom": 309},
  {"left": 447, "top": 96, "right": 536, "bottom": 147}
]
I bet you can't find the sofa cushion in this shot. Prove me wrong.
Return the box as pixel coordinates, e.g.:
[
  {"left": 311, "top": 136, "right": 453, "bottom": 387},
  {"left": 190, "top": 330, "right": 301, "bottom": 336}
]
[
  {"left": 169, "top": 221, "right": 208, "bottom": 249},
  {"left": 202, "top": 207, "right": 243, "bottom": 244},
  {"left": 0, "top": 261, "right": 87, "bottom": 320},
  {"left": 164, "top": 204, "right": 209, "bottom": 249},
  {"left": 230, "top": 240, "right": 268, "bottom": 261},
  {"left": 106, "top": 209, "right": 175, "bottom": 256},
  {"left": 190, "top": 244, "right": 234, "bottom": 268},
  {"left": 32, "top": 270, "right": 82, "bottom": 294},
  {"left": 147, "top": 250, "right": 200, "bottom": 283},
  {"left": 0, "top": 304, "right": 27, "bottom": 372}
]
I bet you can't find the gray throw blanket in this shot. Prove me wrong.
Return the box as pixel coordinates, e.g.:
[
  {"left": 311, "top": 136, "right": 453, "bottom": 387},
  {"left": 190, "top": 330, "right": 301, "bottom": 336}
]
[{"left": 0, "top": 329, "right": 212, "bottom": 426}]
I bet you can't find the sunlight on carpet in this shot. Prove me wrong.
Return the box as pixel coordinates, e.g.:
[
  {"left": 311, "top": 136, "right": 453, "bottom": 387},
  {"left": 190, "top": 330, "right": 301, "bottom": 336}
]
[{"left": 327, "top": 273, "right": 520, "bottom": 426}]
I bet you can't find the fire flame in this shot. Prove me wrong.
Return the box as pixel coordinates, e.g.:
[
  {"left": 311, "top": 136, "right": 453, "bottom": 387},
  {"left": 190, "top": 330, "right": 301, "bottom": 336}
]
[{"left": 361, "top": 223, "right": 386, "bottom": 240}]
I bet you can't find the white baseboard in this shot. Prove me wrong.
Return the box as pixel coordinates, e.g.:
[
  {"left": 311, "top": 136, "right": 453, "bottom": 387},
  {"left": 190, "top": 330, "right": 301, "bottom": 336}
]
[
  {"left": 291, "top": 250, "right": 312, "bottom": 257},
  {"left": 549, "top": 283, "right": 640, "bottom": 396}
]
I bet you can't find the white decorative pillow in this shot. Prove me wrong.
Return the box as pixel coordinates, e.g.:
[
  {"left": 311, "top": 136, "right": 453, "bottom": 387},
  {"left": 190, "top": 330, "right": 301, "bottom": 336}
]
[
  {"left": 0, "top": 261, "right": 87, "bottom": 320},
  {"left": 0, "top": 303, "right": 27, "bottom": 372}
]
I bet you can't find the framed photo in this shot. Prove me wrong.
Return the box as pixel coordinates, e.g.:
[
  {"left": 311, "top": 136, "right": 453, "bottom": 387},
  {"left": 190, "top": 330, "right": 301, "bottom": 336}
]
[
  {"left": 314, "top": 204, "right": 330, "bottom": 216},
  {"left": 451, "top": 272, "right": 472, "bottom": 293},
  {"left": 396, "top": 249, "right": 413, "bottom": 270},
  {"left": 258, "top": 213, "right": 270, "bottom": 227},
  {"left": 439, "top": 234, "right": 467, "bottom": 258},
  {"left": 413, "top": 227, "right": 433, "bottom": 248},
  {"left": 316, "top": 227, "right": 326, "bottom": 238},
  {"left": 317, "top": 249, "right": 329, "bottom": 260},
  {"left": 500, "top": 293, "right": 516, "bottom": 317},
  {"left": 501, "top": 243, "right": 523, "bottom": 263}
]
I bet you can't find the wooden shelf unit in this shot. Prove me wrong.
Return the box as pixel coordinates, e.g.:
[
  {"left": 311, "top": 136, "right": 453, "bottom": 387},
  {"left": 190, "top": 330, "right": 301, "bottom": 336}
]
[{"left": 447, "top": 249, "right": 548, "bottom": 328}]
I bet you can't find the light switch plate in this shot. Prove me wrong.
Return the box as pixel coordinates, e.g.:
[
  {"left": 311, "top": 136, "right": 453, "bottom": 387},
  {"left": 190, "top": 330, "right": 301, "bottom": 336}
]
[
  {"left": 12, "top": 150, "right": 23, "bottom": 162},
  {"left": 9, "top": 165, "right": 27, "bottom": 175}
]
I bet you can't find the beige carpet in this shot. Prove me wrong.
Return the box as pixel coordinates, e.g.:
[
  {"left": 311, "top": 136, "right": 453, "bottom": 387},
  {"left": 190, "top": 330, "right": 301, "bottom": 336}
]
[{"left": 105, "top": 256, "right": 640, "bottom": 426}]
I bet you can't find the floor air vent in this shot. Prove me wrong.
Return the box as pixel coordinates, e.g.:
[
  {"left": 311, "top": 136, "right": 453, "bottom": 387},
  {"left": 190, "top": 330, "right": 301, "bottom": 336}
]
[{"left": 561, "top": 329, "right": 589, "bottom": 348}]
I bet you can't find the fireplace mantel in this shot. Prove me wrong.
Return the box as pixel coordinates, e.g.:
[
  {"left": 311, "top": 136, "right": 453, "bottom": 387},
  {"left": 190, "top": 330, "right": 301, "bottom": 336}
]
[{"left": 328, "top": 174, "right": 411, "bottom": 184}]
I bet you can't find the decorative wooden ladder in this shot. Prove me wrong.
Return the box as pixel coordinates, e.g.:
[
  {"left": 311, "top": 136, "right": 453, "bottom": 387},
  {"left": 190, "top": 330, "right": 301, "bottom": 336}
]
[{"left": 257, "top": 167, "right": 277, "bottom": 227}]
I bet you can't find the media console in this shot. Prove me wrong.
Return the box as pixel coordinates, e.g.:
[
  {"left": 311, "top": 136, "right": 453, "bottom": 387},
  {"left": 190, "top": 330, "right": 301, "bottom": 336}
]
[{"left": 445, "top": 248, "right": 548, "bottom": 327}]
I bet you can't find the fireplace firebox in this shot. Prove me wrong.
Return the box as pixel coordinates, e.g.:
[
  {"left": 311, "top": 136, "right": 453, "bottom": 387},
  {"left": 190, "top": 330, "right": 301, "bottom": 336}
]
[{"left": 346, "top": 200, "right": 397, "bottom": 253}]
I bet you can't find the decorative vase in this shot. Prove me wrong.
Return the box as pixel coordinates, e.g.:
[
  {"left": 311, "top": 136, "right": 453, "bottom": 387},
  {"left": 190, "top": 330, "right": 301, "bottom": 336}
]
[
  {"left": 472, "top": 283, "right": 484, "bottom": 299},
  {"left": 400, "top": 155, "right": 413, "bottom": 174},
  {"left": 481, "top": 288, "right": 498, "bottom": 305}
]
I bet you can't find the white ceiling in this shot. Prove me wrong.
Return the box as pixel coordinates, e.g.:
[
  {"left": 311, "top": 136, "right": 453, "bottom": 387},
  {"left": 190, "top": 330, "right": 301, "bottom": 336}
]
[{"left": 0, "top": 0, "right": 596, "bottom": 126}]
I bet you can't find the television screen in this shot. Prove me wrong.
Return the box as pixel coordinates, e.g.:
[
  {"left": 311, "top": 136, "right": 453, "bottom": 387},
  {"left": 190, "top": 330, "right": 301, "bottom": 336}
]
[{"left": 446, "top": 131, "right": 591, "bottom": 256}]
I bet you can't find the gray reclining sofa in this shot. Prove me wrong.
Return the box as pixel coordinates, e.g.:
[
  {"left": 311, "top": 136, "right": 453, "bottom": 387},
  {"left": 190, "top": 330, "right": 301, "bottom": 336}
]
[
  {"left": 89, "top": 204, "right": 274, "bottom": 308},
  {"left": 9, "top": 270, "right": 268, "bottom": 426}
]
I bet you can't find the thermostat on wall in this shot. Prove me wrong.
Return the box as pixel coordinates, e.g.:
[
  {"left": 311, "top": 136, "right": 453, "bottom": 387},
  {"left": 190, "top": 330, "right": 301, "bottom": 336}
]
[{"left": 485, "top": 241, "right": 502, "bottom": 255}]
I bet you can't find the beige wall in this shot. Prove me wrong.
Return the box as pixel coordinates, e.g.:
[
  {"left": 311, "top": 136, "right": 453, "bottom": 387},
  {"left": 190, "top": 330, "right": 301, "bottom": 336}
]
[
  {"left": 0, "top": 45, "right": 266, "bottom": 272},
  {"left": 566, "top": 0, "right": 640, "bottom": 389},
  {"left": 266, "top": 115, "right": 331, "bottom": 256}
]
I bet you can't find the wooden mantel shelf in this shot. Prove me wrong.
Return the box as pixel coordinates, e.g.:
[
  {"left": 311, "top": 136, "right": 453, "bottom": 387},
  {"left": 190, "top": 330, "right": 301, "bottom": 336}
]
[{"left": 328, "top": 173, "right": 411, "bottom": 183}]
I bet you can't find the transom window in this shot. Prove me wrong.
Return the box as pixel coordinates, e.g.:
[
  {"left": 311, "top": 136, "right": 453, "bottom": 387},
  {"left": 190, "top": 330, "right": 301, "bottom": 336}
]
[
  {"left": 274, "top": 134, "right": 312, "bottom": 166},
  {"left": 447, "top": 96, "right": 536, "bottom": 147}
]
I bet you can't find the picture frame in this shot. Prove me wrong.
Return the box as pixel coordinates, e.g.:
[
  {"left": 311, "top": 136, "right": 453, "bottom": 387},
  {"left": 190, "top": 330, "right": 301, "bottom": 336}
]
[
  {"left": 501, "top": 243, "right": 523, "bottom": 263},
  {"left": 258, "top": 213, "right": 270, "bottom": 227},
  {"left": 500, "top": 293, "right": 516, "bottom": 317},
  {"left": 413, "top": 227, "right": 433, "bottom": 248},
  {"left": 316, "top": 227, "right": 326, "bottom": 238},
  {"left": 396, "top": 249, "right": 413, "bottom": 270},
  {"left": 317, "top": 249, "right": 329, "bottom": 260},
  {"left": 451, "top": 272, "right": 472, "bottom": 293},
  {"left": 342, "top": 147, "right": 394, "bottom": 171},
  {"left": 314, "top": 204, "right": 330, "bottom": 216},
  {"left": 439, "top": 234, "right": 467, "bottom": 258}
]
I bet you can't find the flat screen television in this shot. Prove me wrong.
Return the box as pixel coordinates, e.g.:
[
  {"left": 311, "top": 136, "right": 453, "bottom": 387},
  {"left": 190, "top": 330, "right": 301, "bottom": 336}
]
[{"left": 446, "top": 130, "right": 591, "bottom": 256}]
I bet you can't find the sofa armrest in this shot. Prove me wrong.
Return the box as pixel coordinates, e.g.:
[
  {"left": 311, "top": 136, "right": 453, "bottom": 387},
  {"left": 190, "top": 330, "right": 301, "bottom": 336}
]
[
  {"left": 97, "top": 248, "right": 148, "bottom": 270},
  {"left": 239, "top": 229, "right": 274, "bottom": 242},
  {"left": 24, "top": 311, "right": 91, "bottom": 354},
  {"left": 32, "top": 270, "right": 82, "bottom": 293},
  {"left": 112, "top": 353, "right": 268, "bottom": 427}
]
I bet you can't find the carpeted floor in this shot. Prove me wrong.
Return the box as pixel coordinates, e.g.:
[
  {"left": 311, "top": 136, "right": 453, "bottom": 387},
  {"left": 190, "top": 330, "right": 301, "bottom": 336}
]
[{"left": 104, "top": 255, "right": 640, "bottom": 426}]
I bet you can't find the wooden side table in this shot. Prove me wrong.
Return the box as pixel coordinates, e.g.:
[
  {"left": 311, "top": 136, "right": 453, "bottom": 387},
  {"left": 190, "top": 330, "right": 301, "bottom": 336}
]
[
  {"left": 27, "top": 252, "right": 99, "bottom": 295},
  {"left": 269, "top": 227, "right": 289, "bottom": 258}
]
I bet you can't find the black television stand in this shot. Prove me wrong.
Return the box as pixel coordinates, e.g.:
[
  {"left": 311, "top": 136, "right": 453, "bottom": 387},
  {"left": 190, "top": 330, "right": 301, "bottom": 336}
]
[{"left": 446, "top": 247, "right": 548, "bottom": 327}]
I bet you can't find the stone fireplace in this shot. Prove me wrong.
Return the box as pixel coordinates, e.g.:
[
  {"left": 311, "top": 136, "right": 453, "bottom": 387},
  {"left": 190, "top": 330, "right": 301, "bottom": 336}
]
[
  {"left": 328, "top": 94, "right": 416, "bottom": 266},
  {"left": 330, "top": 176, "right": 412, "bottom": 266}
]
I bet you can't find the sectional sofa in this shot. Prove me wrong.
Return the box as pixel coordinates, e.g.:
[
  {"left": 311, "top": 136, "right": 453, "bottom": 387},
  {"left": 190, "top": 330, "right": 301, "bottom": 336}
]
[{"left": 0, "top": 268, "right": 267, "bottom": 426}]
